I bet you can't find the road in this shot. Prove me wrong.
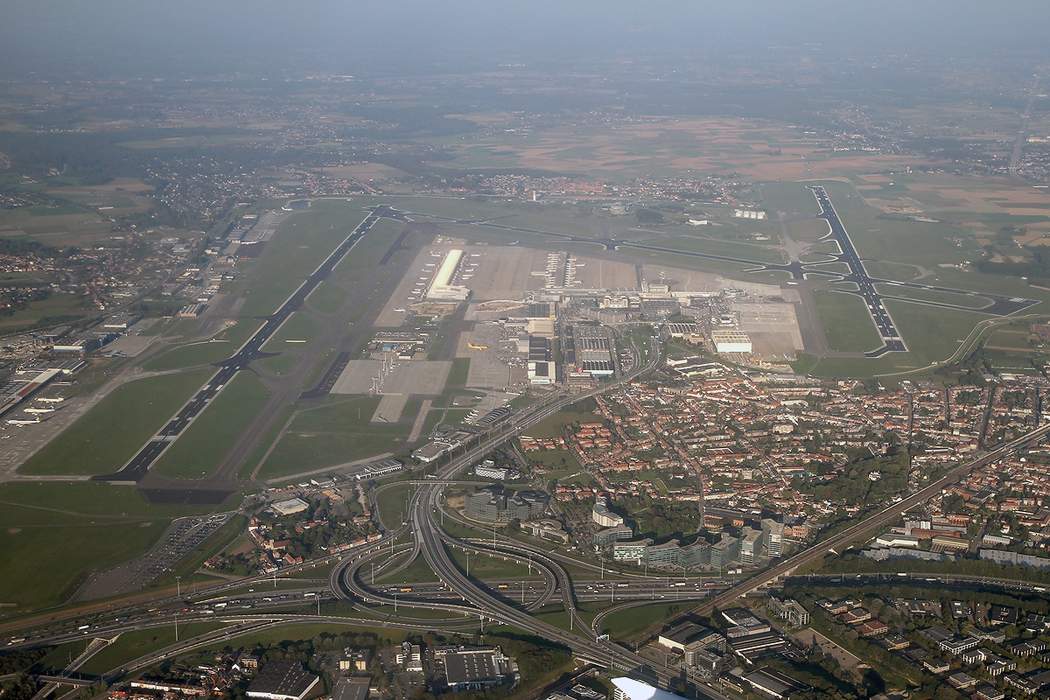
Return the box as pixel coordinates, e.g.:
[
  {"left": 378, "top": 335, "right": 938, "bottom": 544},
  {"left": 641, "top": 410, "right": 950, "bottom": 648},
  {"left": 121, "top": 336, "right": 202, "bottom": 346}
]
[
  {"left": 692, "top": 419, "right": 1050, "bottom": 616},
  {"left": 395, "top": 338, "right": 727, "bottom": 696},
  {"left": 98, "top": 207, "right": 389, "bottom": 482},
  {"left": 1010, "top": 74, "right": 1041, "bottom": 176}
]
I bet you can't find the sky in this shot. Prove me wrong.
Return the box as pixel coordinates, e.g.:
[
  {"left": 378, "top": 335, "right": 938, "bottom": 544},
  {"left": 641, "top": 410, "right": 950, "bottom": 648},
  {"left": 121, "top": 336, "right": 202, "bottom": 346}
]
[{"left": 4, "top": 1, "right": 1050, "bottom": 79}]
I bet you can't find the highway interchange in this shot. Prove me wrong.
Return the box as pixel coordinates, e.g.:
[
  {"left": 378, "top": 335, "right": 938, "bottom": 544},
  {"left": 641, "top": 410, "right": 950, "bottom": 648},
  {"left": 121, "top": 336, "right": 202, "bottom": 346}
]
[
  {"left": 7, "top": 328, "right": 1050, "bottom": 696},
  {"left": 7, "top": 198, "right": 1050, "bottom": 697}
]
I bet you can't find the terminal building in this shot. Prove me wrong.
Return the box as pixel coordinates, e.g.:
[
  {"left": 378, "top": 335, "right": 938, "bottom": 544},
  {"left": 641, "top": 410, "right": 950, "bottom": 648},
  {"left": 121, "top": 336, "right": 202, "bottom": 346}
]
[
  {"left": 426, "top": 249, "right": 471, "bottom": 302},
  {"left": 0, "top": 368, "right": 62, "bottom": 421}
]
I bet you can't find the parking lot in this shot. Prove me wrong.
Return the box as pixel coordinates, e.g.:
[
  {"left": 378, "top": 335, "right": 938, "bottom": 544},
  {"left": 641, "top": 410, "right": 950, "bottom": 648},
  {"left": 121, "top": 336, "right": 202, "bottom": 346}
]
[{"left": 74, "top": 512, "right": 234, "bottom": 600}]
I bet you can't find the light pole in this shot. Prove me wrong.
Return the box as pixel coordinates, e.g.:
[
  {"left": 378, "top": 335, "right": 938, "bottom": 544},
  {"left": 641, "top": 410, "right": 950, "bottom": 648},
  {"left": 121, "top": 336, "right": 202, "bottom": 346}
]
[{"left": 176, "top": 576, "right": 181, "bottom": 598}]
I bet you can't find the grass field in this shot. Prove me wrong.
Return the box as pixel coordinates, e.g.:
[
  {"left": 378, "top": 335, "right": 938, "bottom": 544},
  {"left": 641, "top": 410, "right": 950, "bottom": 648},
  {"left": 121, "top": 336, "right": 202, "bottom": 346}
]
[
  {"left": 375, "top": 482, "right": 418, "bottom": 530},
  {"left": 449, "top": 547, "right": 540, "bottom": 581},
  {"left": 799, "top": 301, "right": 989, "bottom": 377},
  {"left": 187, "top": 622, "right": 410, "bottom": 655},
  {"left": 19, "top": 368, "right": 214, "bottom": 476},
  {"left": 237, "top": 200, "right": 372, "bottom": 318},
  {"left": 595, "top": 601, "right": 691, "bottom": 641},
  {"left": 77, "top": 622, "right": 227, "bottom": 675},
  {"left": 0, "top": 482, "right": 229, "bottom": 611},
  {"left": 152, "top": 372, "right": 271, "bottom": 480},
  {"left": 0, "top": 293, "right": 91, "bottom": 335},
  {"left": 811, "top": 290, "right": 882, "bottom": 353},
  {"left": 142, "top": 340, "right": 234, "bottom": 371},
  {"left": 525, "top": 400, "right": 600, "bottom": 439},
  {"left": 257, "top": 396, "right": 419, "bottom": 480}
]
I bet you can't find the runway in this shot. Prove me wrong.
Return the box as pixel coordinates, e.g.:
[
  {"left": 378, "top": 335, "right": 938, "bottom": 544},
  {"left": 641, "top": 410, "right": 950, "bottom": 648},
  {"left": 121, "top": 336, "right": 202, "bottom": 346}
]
[
  {"left": 805, "top": 185, "right": 906, "bottom": 357},
  {"left": 96, "top": 207, "right": 391, "bottom": 483},
  {"left": 403, "top": 195, "right": 1039, "bottom": 361}
]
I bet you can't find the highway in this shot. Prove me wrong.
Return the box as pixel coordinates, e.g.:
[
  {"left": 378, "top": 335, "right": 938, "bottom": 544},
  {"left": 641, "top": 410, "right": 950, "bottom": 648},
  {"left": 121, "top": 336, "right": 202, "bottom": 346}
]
[
  {"left": 99, "top": 207, "right": 389, "bottom": 482},
  {"left": 13, "top": 316, "right": 1050, "bottom": 697},
  {"left": 394, "top": 337, "right": 729, "bottom": 696},
  {"left": 691, "top": 418, "right": 1050, "bottom": 616}
]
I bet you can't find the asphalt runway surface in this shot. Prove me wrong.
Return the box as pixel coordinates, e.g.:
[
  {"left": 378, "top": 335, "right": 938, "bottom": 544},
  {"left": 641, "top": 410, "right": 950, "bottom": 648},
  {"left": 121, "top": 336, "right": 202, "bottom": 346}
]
[
  {"left": 805, "top": 185, "right": 905, "bottom": 357},
  {"left": 97, "top": 208, "right": 389, "bottom": 483},
  {"left": 405, "top": 198, "right": 1039, "bottom": 349}
]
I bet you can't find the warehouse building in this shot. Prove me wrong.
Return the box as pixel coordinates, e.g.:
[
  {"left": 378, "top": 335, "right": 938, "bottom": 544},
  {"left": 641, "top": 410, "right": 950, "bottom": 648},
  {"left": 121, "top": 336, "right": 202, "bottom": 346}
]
[
  {"left": 246, "top": 662, "right": 319, "bottom": 700},
  {"left": 436, "top": 647, "right": 516, "bottom": 693},
  {"left": 711, "top": 330, "right": 752, "bottom": 354}
]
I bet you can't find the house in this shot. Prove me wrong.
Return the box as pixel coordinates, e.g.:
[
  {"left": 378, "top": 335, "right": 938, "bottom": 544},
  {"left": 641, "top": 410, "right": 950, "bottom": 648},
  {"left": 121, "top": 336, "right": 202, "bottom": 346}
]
[
  {"left": 856, "top": 620, "right": 889, "bottom": 637},
  {"left": 938, "top": 635, "right": 979, "bottom": 656},
  {"left": 947, "top": 672, "right": 977, "bottom": 690},
  {"left": 840, "top": 607, "right": 872, "bottom": 625}
]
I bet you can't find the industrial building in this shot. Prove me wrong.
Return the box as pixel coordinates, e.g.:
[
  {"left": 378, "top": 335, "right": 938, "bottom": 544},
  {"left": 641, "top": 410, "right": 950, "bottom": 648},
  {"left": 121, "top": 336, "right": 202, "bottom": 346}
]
[
  {"left": 270, "top": 497, "right": 310, "bottom": 517},
  {"left": 0, "top": 368, "right": 61, "bottom": 420},
  {"left": 527, "top": 335, "right": 556, "bottom": 385},
  {"left": 436, "top": 647, "right": 516, "bottom": 693},
  {"left": 567, "top": 323, "right": 616, "bottom": 378},
  {"left": 711, "top": 330, "right": 752, "bottom": 354},
  {"left": 246, "top": 662, "right": 319, "bottom": 700}
]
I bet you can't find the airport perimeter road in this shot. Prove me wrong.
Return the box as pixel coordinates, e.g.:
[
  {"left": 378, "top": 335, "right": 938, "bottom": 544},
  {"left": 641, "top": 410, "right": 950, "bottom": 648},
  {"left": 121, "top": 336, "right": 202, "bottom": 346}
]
[
  {"left": 100, "top": 207, "right": 388, "bottom": 482},
  {"left": 693, "top": 420, "right": 1050, "bottom": 617},
  {"left": 806, "top": 185, "right": 905, "bottom": 357}
]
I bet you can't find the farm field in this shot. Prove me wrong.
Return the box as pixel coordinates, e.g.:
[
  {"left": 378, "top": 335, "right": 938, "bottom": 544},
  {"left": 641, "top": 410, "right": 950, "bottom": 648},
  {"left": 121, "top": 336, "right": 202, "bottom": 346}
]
[
  {"left": 431, "top": 116, "right": 925, "bottom": 181},
  {"left": 0, "top": 293, "right": 91, "bottom": 335}
]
